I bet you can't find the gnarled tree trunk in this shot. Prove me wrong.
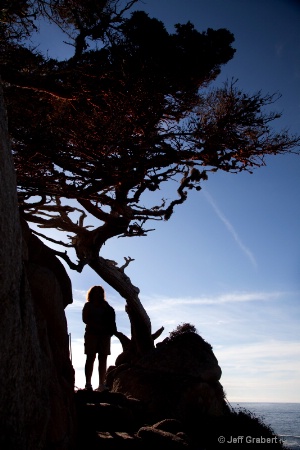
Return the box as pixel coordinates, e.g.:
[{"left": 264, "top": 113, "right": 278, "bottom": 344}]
[
  {"left": 71, "top": 220, "right": 156, "bottom": 359},
  {"left": 89, "top": 255, "right": 155, "bottom": 358}
]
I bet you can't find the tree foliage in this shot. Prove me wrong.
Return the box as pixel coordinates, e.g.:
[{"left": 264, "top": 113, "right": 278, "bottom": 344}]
[
  {"left": 1, "top": 0, "right": 299, "bottom": 354},
  {"left": 2, "top": 3, "right": 298, "bottom": 246}
]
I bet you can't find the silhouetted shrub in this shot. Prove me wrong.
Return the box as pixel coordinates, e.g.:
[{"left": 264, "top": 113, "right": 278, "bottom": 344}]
[{"left": 169, "top": 323, "right": 198, "bottom": 340}]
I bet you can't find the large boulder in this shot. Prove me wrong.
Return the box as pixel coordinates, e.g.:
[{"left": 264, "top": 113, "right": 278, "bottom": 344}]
[
  {"left": 0, "top": 79, "right": 45, "bottom": 450},
  {"left": 0, "top": 81, "right": 75, "bottom": 450},
  {"left": 107, "top": 327, "right": 227, "bottom": 423},
  {"left": 138, "top": 329, "right": 222, "bottom": 381},
  {"left": 23, "top": 224, "right": 73, "bottom": 309},
  {"left": 22, "top": 222, "right": 76, "bottom": 449}
]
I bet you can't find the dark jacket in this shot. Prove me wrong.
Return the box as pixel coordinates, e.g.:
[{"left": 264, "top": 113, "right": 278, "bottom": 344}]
[{"left": 82, "top": 301, "right": 117, "bottom": 336}]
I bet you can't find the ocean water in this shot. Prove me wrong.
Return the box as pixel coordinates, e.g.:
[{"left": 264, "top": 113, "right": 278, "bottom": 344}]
[{"left": 231, "top": 403, "right": 300, "bottom": 449}]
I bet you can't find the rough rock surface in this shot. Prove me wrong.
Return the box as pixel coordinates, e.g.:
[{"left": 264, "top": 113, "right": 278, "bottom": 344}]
[
  {"left": 0, "top": 83, "right": 75, "bottom": 449},
  {"left": 75, "top": 390, "right": 192, "bottom": 450},
  {"left": 23, "top": 225, "right": 73, "bottom": 308},
  {"left": 23, "top": 223, "right": 76, "bottom": 449},
  {"left": 0, "top": 79, "right": 40, "bottom": 450},
  {"left": 139, "top": 331, "right": 222, "bottom": 381},
  {"left": 74, "top": 388, "right": 285, "bottom": 450},
  {"left": 107, "top": 330, "right": 226, "bottom": 422},
  {"left": 0, "top": 221, "right": 76, "bottom": 449}
]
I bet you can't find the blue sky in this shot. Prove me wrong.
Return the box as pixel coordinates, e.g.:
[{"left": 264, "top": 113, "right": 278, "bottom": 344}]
[{"left": 34, "top": 0, "right": 300, "bottom": 401}]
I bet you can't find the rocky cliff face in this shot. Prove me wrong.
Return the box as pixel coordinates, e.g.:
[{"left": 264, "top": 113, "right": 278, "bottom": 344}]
[
  {"left": 23, "top": 222, "right": 76, "bottom": 450},
  {"left": 0, "top": 81, "right": 75, "bottom": 450},
  {"left": 74, "top": 327, "right": 285, "bottom": 450},
  {"left": 107, "top": 326, "right": 227, "bottom": 423}
]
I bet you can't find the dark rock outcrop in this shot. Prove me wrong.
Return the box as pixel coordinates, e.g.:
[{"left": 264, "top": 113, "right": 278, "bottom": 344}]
[
  {"left": 139, "top": 330, "right": 222, "bottom": 381},
  {"left": 75, "top": 389, "right": 191, "bottom": 450},
  {"left": 0, "top": 84, "right": 75, "bottom": 449},
  {"left": 23, "top": 224, "right": 73, "bottom": 309},
  {"left": 0, "top": 218, "right": 76, "bottom": 449},
  {"left": 74, "top": 387, "right": 285, "bottom": 450},
  {"left": 137, "top": 426, "right": 189, "bottom": 449},
  {"left": 107, "top": 329, "right": 226, "bottom": 422},
  {"left": 1, "top": 80, "right": 48, "bottom": 450},
  {"left": 23, "top": 222, "right": 76, "bottom": 449}
]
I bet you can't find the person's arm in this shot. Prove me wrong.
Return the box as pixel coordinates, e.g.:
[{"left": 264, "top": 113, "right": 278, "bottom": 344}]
[
  {"left": 112, "top": 309, "right": 117, "bottom": 335},
  {"left": 82, "top": 303, "right": 90, "bottom": 324}
]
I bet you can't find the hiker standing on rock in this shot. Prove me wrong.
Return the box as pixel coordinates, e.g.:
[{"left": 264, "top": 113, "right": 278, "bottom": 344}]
[{"left": 82, "top": 285, "right": 117, "bottom": 391}]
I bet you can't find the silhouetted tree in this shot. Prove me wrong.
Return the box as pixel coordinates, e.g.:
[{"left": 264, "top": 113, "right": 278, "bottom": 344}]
[{"left": 1, "top": 0, "right": 299, "bottom": 357}]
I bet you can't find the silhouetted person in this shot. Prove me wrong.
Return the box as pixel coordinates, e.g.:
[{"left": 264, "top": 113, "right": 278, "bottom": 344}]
[{"left": 82, "top": 286, "right": 117, "bottom": 391}]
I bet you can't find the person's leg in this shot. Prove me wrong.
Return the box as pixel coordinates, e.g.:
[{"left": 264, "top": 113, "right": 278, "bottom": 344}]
[
  {"left": 85, "top": 353, "right": 96, "bottom": 387},
  {"left": 98, "top": 353, "right": 108, "bottom": 386}
]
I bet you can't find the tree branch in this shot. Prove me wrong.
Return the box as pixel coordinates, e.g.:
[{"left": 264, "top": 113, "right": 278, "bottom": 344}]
[
  {"left": 152, "top": 326, "right": 164, "bottom": 341},
  {"left": 52, "top": 249, "right": 85, "bottom": 272},
  {"left": 9, "top": 84, "right": 75, "bottom": 102},
  {"left": 119, "top": 256, "right": 135, "bottom": 272},
  {"left": 31, "top": 229, "right": 73, "bottom": 248},
  {"left": 78, "top": 198, "right": 111, "bottom": 222}
]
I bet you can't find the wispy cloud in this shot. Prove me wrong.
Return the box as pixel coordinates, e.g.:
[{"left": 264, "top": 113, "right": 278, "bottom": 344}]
[
  {"left": 203, "top": 191, "right": 257, "bottom": 268},
  {"left": 217, "top": 340, "right": 300, "bottom": 402},
  {"left": 143, "top": 290, "right": 286, "bottom": 310},
  {"left": 69, "top": 331, "right": 300, "bottom": 401},
  {"left": 217, "top": 340, "right": 300, "bottom": 365},
  {"left": 67, "top": 289, "right": 300, "bottom": 400}
]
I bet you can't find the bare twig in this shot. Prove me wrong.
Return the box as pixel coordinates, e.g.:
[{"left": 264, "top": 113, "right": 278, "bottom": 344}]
[
  {"left": 9, "top": 84, "right": 75, "bottom": 102},
  {"left": 119, "top": 256, "right": 135, "bottom": 272},
  {"left": 31, "top": 229, "right": 73, "bottom": 248},
  {"left": 52, "top": 249, "right": 85, "bottom": 272},
  {"left": 152, "top": 326, "right": 164, "bottom": 341}
]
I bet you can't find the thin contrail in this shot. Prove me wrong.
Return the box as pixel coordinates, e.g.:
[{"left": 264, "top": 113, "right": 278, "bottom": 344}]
[{"left": 204, "top": 191, "right": 257, "bottom": 269}]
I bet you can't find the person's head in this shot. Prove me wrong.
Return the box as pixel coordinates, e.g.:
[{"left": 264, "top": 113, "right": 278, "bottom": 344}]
[{"left": 86, "top": 286, "right": 106, "bottom": 303}]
